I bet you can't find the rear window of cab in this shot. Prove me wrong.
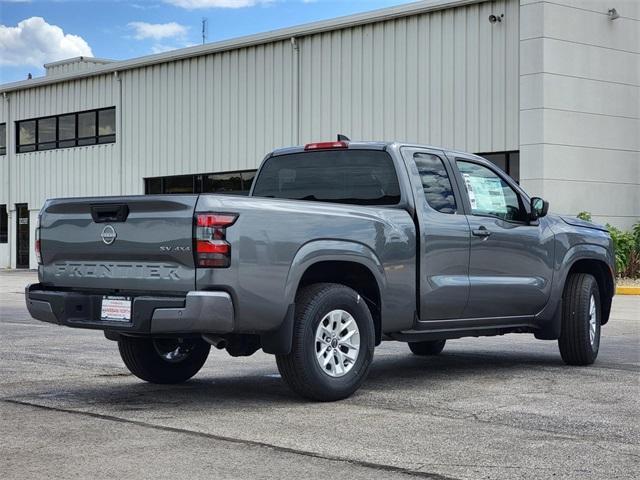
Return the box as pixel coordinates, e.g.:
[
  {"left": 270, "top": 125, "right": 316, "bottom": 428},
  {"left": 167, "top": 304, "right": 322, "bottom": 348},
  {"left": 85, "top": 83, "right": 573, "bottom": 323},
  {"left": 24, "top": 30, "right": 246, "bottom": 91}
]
[{"left": 252, "top": 150, "right": 401, "bottom": 206}]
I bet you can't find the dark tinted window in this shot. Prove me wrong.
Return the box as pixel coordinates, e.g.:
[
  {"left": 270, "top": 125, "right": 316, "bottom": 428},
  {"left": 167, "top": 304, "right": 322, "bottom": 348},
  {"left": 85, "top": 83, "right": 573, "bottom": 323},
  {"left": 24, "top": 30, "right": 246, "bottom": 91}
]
[
  {"left": 414, "top": 153, "right": 456, "bottom": 214},
  {"left": 78, "top": 111, "right": 96, "bottom": 142},
  {"left": 203, "top": 172, "right": 243, "bottom": 194},
  {"left": 164, "top": 175, "right": 195, "bottom": 194},
  {"left": 145, "top": 178, "right": 163, "bottom": 194},
  {"left": 0, "top": 205, "right": 7, "bottom": 243},
  {"left": 18, "top": 120, "right": 36, "bottom": 152},
  {"left": 58, "top": 114, "right": 76, "bottom": 148},
  {"left": 457, "top": 160, "right": 526, "bottom": 222},
  {"left": 37, "top": 117, "right": 56, "bottom": 150},
  {"left": 241, "top": 171, "right": 255, "bottom": 192},
  {"left": 253, "top": 150, "right": 401, "bottom": 205},
  {"left": 98, "top": 108, "right": 115, "bottom": 135},
  {"left": 0, "top": 124, "right": 6, "bottom": 155},
  {"left": 477, "top": 151, "right": 520, "bottom": 183},
  {"left": 16, "top": 107, "right": 115, "bottom": 153},
  {"left": 58, "top": 114, "right": 75, "bottom": 140}
]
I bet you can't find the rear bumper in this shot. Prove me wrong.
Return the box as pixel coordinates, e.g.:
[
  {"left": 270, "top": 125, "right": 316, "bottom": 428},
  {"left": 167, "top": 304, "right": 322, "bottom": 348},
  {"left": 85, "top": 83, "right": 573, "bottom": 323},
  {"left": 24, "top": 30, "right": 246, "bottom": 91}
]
[{"left": 25, "top": 284, "right": 234, "bottom": 335}]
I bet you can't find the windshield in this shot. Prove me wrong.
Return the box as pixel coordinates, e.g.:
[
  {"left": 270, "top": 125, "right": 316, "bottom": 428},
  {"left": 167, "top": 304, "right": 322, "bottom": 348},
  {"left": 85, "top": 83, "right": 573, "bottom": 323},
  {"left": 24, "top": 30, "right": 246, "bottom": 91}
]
[{"left": 252, "top": 150, "right": 401, "bottom": 206}]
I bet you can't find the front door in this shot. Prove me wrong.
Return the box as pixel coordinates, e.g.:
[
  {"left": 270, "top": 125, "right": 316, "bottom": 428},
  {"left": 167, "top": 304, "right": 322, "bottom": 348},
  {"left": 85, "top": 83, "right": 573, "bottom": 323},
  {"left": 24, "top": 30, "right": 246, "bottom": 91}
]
[
  {"left": 16, "top": 204, "right": 30, "bottom": 269},
  {"left": 453, "top": 159, "right": 554, "bottom": 318},
  {"left": 402, "top": 148, "right": 471, "bottom": 320}
]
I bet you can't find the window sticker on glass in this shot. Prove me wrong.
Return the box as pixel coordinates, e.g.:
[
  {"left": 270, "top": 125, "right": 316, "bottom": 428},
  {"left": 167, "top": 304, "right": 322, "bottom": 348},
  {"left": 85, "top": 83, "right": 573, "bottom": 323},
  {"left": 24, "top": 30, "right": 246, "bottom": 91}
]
[{"left": 462, "top": 173, "right": 506, "bottom": 212}]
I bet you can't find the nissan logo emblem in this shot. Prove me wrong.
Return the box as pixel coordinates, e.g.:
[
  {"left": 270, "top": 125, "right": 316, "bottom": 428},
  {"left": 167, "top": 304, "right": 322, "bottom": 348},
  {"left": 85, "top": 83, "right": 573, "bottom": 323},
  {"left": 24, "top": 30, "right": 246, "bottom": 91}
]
[{"left": 101, "top": 225, "right": 117, "bottom": 245}]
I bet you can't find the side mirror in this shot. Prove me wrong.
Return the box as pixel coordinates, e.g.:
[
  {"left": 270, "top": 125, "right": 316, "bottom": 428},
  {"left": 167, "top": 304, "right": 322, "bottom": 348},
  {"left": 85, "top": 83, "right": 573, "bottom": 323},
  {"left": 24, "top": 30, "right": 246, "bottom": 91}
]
[{"left": 530, "top": 197, "right": 549, "bottom": 220}]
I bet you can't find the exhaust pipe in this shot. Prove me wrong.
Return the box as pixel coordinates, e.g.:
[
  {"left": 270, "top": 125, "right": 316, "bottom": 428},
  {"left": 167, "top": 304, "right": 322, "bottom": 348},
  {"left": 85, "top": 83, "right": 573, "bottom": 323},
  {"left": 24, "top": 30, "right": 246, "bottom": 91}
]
[{"left": 202, "top": 334, "right": 227, "bottom": 350}]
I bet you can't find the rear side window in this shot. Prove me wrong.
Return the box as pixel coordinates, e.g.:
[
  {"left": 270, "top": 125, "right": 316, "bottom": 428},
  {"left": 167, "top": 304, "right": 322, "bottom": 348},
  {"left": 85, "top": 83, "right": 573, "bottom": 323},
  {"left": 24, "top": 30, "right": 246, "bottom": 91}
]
[
  {"left": 253, "top": 150, "right": 401, "bottom": 205},
  {"left": 414, "top": 153, "right": 456, "bottom": 214}
]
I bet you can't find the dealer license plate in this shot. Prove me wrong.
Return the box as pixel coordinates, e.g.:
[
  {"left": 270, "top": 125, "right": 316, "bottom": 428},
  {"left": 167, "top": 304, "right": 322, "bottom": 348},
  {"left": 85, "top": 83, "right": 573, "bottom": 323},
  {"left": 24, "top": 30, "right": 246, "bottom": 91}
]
[{"left": 101, "top": 296, "right": 132, "bottom": 322}]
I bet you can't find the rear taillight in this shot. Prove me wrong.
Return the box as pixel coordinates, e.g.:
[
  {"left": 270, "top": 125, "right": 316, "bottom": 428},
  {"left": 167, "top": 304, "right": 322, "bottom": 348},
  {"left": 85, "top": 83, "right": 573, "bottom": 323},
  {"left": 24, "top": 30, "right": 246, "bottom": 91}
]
[
  {"left": 195, "top": 213, "right": 237, "bottom": 268},
  {"left": 35, "top": 215, "right": 42, "bottom": 265}
]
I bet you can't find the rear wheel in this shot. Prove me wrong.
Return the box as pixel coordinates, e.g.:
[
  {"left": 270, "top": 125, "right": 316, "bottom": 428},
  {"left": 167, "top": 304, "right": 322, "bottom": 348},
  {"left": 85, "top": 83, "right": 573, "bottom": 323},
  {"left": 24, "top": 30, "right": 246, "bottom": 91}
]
[
  {"left": 118, "top": 336, "right": 210, "bottom": 384},
  {"left": 558, "top": 273, "right": 601, "bottom": 365},
  {"left": 408, "top": 339, "right": 446, "bottom": 356},
  {"left": 276, "top": 283, "right": 375, "bottom": 401}
]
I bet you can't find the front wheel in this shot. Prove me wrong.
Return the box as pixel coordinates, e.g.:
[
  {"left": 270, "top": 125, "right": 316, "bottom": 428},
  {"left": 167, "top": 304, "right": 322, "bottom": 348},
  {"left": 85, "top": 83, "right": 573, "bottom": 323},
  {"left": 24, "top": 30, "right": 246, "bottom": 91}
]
[
  {"left": 276, "top": 283, "right": 375, "bottom": 401},
  {"left": 558, "top": 273, "right": 601, "bottom": 366},
  {"left": 118, "top": 336, "right": 210, "bottom": 384}
]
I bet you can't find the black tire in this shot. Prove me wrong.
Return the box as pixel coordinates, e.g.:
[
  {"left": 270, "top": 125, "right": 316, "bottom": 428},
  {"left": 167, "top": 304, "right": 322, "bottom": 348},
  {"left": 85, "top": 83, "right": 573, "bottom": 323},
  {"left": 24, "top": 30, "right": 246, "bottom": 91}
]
[
  {"left": 408, "top": 339, "right": 446, "bottom": 356},
  {"left": 118, "top": 336, "right": 210, "bottom": 384},
  {"left": 558, "top": 273, "right": 601, "bottom": 366},
  {"left": 276, "top": 283, "right": 375, "bottom": 401}
]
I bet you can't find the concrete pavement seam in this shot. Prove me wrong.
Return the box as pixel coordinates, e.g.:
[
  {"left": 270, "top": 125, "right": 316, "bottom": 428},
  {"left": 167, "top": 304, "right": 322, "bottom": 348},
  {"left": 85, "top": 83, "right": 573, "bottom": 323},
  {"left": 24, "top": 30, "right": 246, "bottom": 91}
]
[{"left": 3, "top": 398, "right": 461, "bottom": 480}]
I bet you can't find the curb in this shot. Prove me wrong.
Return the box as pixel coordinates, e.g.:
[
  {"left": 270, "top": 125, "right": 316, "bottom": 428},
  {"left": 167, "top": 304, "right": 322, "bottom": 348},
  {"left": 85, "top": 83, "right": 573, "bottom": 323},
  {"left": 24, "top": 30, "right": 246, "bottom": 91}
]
[{"left": 616, "top": 286, "right": 640, "bottom": 296}]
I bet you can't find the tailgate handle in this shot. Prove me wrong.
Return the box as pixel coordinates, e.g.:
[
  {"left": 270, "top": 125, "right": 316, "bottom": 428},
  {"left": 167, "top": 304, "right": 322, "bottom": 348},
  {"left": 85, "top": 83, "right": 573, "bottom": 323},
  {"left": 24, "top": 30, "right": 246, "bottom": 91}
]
[{"left": 91, "top": 204, "right": 130, "bottom": 223}]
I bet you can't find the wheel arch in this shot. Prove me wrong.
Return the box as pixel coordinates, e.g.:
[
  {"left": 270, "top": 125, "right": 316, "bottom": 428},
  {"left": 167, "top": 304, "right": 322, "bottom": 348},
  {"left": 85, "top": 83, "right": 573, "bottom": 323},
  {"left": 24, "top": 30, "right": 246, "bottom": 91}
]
[
  {"left": 566, "top": 257, "right": 615, "bottom": 325},
  {"left": 536, "top": 244, "right": 615, "bottom": 339},
  {"left": 284, "top": 240, "right": 386, "bottom": 345}
]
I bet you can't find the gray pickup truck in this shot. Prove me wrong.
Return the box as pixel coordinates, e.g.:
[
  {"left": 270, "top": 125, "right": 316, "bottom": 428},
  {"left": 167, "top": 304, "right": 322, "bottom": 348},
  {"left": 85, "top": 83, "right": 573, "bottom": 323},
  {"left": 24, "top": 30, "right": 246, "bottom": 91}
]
[{"left": 26, "top": 140, "right": 615, "bottom": 401}]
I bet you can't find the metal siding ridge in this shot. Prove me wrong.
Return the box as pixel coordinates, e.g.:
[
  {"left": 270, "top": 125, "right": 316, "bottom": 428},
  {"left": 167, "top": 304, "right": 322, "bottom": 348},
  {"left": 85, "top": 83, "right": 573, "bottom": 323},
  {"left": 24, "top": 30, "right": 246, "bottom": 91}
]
[{"left": 0, "top": 0, "right": 486, "bottom": 93}]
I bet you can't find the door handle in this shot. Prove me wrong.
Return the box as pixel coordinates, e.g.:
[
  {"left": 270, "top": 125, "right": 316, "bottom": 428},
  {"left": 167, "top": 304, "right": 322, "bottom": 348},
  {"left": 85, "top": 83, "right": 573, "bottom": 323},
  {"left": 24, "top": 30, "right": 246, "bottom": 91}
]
[{"left": 472, "top": 226, "right": 491, "bottom": 237}]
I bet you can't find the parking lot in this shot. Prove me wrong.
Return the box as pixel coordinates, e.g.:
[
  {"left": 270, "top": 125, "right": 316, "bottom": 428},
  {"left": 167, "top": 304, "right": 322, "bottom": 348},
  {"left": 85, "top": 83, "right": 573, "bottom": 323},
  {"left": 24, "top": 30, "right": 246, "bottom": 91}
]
[{"left": 1, "top": 269, "right": 638, "bottom": 479}]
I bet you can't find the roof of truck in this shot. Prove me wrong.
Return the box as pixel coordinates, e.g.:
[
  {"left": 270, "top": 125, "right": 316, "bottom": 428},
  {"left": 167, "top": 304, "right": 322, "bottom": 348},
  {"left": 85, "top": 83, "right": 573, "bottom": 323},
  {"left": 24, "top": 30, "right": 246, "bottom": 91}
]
[{"left": 269, "top": 141, "right": 484, "bottom": 160}]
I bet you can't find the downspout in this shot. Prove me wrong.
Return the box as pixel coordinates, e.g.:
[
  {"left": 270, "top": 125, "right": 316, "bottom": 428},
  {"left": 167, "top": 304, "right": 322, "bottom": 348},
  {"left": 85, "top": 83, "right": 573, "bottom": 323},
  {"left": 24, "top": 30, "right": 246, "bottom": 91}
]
[
  {"left": 290, "top": 37, "right": 300, "bottom": 145},
  {"left": 114, "top": 71, "right": 123, "bottom": 195},
  {"left": 2, "top": 92, "right": 9, "bottom": 207},
  {"left": 3, "top": 92, "right": 11, "bottom": 268}
]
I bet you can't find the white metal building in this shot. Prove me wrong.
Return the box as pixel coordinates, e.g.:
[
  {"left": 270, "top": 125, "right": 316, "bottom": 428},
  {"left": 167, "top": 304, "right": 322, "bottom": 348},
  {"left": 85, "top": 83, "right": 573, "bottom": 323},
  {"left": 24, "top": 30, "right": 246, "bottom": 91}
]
[{"left": 0, "top": 0, "right": 638, "bottom": 268}]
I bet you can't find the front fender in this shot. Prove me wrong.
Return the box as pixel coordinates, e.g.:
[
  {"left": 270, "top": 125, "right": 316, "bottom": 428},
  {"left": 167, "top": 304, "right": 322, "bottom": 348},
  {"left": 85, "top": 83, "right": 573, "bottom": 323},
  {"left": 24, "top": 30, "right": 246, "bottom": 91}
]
[
  {"left": 283, "top": 239, "right": 387, "bottom": 306},
  {"left": 535, "top": 243, "right": 614, "bottom": 338}
]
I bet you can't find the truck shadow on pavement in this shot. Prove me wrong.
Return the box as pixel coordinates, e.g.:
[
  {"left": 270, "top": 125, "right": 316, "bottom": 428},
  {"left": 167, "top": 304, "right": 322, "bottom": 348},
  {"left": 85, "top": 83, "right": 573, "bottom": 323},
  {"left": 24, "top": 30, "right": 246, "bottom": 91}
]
[{"left": 17, "top": 349, "right": 569, "bottom": 411}]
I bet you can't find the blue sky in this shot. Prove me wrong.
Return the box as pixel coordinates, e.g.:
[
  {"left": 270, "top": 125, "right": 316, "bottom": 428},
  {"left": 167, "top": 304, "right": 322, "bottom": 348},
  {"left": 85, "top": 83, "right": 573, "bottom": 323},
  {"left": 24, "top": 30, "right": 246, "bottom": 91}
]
[{"left": 0, "top": 0, "right": 416, "bottom": 84}]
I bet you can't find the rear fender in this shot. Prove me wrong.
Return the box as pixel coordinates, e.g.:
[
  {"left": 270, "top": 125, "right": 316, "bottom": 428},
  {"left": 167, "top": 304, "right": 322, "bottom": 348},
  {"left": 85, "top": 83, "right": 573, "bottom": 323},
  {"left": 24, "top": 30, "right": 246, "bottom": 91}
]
[
  {"left": 284, "top": 240, "right": 387, "bottom": 305},
  {"left": 261, "top": 240, "right": 386, "bottom": 355}
]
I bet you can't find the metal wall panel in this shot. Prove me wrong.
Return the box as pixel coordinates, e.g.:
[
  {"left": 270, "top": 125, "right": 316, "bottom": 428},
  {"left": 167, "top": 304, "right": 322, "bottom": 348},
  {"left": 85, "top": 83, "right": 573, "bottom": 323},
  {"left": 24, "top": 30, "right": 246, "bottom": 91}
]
[
  {"left": 298, "top": 0, "right": 519, "bottom": 152},
  {"left": 0, "top": 0, "right": 518, "bottom": 206},
  {"left": 1, "top": 74, "right": 120, "bottom": 207},
  {"left": 119, "top": 40, "right": 296, "bottom": 194}
]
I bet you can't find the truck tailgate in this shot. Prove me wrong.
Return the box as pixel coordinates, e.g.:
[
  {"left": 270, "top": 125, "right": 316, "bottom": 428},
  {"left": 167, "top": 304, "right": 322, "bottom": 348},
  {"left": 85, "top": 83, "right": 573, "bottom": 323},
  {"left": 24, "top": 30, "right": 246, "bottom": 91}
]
[{"left": 39, "top": 196, "right": 197, "bottom": 293}]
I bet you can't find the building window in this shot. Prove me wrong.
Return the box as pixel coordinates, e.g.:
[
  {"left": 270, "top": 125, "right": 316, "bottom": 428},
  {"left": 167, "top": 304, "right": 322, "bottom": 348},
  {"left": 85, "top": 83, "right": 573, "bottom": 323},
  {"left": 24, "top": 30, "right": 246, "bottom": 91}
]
[
  {"left": 145, "top": 170, "right": 257, "bottom": 195},
  {"left": 0, "top": 123, "right": 6, "bottom": 155},
  {"left": 476, "top": 151, "right": 520, "bottom": 183},
  {"left": 0, "top": 205, "right": 7, "bottom": 243},
  {"left": 16, "top": 107, "right": 116, "bottom": 153}
]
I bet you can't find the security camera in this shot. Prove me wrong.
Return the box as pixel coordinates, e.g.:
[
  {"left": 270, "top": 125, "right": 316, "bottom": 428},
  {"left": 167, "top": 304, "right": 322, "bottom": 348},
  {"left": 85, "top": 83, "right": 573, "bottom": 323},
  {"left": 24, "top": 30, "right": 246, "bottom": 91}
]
[{"left": 488, "top": 14, "right": 503, "bottom": 23}]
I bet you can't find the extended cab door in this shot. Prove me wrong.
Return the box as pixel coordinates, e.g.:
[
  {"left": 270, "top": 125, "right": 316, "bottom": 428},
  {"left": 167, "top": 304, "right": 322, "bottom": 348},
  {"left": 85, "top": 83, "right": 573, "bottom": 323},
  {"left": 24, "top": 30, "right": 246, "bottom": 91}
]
[
  {"left": 451, "top": 156, "right": 555, "bottom": 318},
  {"left": 401, "top": 147, "right": 470, "bottom": 320}
]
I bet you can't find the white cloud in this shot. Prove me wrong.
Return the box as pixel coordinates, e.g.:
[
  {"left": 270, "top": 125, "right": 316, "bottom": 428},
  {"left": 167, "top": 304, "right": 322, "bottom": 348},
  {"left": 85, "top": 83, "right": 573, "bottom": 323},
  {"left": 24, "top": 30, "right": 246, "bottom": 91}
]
[
  {"left": 164, "top": 0, "right": 271, "bottom": 9},
  {"left": 128, "top": 21, "right": 188, "bottom": 40},
  {"left": 0, "top": 17, "right": 93, "bottom": 67}
]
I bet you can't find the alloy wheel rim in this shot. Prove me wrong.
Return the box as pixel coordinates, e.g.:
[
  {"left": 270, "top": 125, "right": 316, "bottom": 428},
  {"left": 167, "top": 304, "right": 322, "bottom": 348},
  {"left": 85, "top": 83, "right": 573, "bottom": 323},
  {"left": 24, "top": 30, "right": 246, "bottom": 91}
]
[
  {"left": 314, "top": 309, "right": 360, "bottom": 378},
  {"left": 588, "top": 295, "right": 597, "bottom": 347}
]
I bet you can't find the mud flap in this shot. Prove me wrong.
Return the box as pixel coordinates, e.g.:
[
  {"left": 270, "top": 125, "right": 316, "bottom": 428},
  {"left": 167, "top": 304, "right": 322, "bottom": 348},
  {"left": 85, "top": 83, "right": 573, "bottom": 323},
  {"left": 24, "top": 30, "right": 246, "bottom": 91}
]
[{"left": 261, "top": 304, "right": 295, "bottom": 355}]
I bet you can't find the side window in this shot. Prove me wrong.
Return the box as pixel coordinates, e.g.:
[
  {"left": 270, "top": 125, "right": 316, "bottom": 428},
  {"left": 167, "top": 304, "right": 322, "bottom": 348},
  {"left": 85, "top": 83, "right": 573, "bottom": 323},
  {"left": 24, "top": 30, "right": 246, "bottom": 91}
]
[
  {"left": 456, "top": 160, "right": 526, "bottom": 222},
  {"left": 0, "top": 123, "right": 6, "bottom": 155},
  {"left": 414, "top": 153, "right": 457, "bottom": 214}
]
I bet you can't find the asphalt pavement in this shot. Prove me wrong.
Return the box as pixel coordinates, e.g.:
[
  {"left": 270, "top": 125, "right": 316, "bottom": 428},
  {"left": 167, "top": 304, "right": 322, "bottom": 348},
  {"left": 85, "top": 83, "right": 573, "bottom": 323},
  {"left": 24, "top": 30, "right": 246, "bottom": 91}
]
[{"left": 1, "top": 270, "right": 638, "bottom": 479}]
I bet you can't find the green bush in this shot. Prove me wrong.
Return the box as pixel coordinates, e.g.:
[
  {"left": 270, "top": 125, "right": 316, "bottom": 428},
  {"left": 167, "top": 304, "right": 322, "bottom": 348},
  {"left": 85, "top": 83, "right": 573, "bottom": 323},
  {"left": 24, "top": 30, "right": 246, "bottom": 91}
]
[
  {"left": 577, "top": 212, "right": 640, "bottom": 278},
  {"left": 577, "top": 211, "right": 592, "bottom": 222}
]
